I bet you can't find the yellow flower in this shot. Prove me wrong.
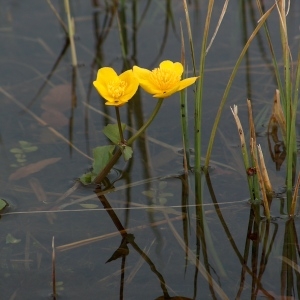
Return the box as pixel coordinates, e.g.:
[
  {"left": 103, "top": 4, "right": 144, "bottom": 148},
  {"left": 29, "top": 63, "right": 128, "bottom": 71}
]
[
  {"left": 93, "top": 67, "right": 139, "bottom": 106},
  {"left": 133, "top": 60, "right": 198, "bottom": 98}
]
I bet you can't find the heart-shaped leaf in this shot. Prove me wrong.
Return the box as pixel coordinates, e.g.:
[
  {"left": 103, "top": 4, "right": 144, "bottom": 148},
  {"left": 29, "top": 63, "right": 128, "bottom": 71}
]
[
  {"left": 103, "top": 123, "right": 126, "bottom": 145},
  {"left": 92, "top": 145, "right": 116, "bottom": 174}
]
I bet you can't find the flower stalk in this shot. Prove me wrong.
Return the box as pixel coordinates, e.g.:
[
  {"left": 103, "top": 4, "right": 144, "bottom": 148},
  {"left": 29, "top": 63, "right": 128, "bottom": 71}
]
[
  {"left": 93, "top": 99, "right": 164, "bottom": 185},
  {"left": 115, "top": 107, "right": 125, "bottom": 144},
  {"left": 91, "top": 60, "right": 198, "bottom": 186}
]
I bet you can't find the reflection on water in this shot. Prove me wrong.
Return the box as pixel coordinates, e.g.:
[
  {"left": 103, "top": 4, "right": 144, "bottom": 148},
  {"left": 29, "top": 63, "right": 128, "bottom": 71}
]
[{"left": 1, "top": 0, "right": 300, "bottom": 299}]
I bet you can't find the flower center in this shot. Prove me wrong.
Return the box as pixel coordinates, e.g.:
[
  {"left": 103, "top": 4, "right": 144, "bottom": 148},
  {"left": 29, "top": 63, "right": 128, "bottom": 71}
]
[
  {"left": 150, "top": 67, "right": 180, "bottom": 91},
  {"left": 107, "top": 80, "right": 127, "bottom": 100}
]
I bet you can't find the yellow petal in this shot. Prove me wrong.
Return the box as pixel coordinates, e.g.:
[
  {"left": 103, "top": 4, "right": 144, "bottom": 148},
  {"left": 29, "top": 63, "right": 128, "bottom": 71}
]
[
  {"left": 95, "top": 67, "right": 119, "bottom": 87},
  {"left": 105, "top": 100, "right": 128, "bottom": 107},
  {"left": 159, "top": 60, "right": 174, "bottom": 69},
  {"left": 93, "top": 81, "right": 115, "bottom": 102},
  {"left": 93, "top": 67, "right": 119, "bottom": 102},
  {"left": 178, "top": 77, "right": 199, "bottom": 92},
  {"left": 173, "top": 62, "right": 184, "bottom": 76},
  {"left": 133, "top": 66, "right": 161, "bottom": 95},
  {"left": 153, "top": 84, "right": 180, "bottom": 98},
  {"left": 133, "top": 66, "right": 152, "bottom": 81},
  {"left": 119, "top": 70, "right": 139, "bottom": 102}
]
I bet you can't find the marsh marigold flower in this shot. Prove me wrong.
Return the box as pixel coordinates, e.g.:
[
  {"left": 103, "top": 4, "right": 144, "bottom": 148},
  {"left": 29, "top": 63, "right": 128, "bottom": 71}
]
[
  {"left": 133, "top": 60, "right": 198, "bottom": 98},
  {"left": 93, "top": 67, "right": 139, "bottom": 106}
]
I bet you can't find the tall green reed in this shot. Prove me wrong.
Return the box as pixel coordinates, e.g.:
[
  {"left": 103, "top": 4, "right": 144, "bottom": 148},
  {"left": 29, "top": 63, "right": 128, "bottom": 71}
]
[{"left": 203, "top": 4, "right": 276, "bottom": 170}]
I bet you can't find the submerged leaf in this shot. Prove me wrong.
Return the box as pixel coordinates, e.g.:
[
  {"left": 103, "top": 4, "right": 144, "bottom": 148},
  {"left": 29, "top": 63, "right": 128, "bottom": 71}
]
[
  {"left": 9, "top": 157, "right": 61, "bottom": 180},
  {"left": 0, "top": 198, "right": 8, "bottom": 211},
  {"left": 142, "top": 190, "right": 155, "bottom": 198},
  {"left": 19, "top": 141, "right": 32, "bottom": 148},
  {"left": 158, "top": 197, "right": 168, "bottom": 205},
  {"left": 23, "top": 146, "right": 39, "bottom": 153},
  {"left": 10, "top": 148, "right": 23, "bottom": 154},
  {"left": 158, "top": 181, "right": 168, "bottom": 190},
  {"left": 103, "top": 123, "right": 126, "bottom": 144},
  {"left": 6, "top": 233, "right": 21, "bottom": 244},
  {"left": 19, "top": 141, "right": 38, "bottom": 153},
  {"left": 79, "top": 203, "right": 99, "bottom": 209}
]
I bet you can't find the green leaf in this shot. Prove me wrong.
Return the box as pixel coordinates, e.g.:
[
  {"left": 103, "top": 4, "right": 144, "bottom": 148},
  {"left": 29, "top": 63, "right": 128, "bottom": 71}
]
[
  {"left": 0, "top": 198, "right": 8, "bottom": 211},
  {"left": 18, "top": 141, "right": 38, "bottom": 153},
  {"left": 159, "top": 181, "right": 168, "bottom": 190},
  {"left": 103, "top": 123, "right": 126, "bottom": 145},
  {"left": 79, "top": 172, "right": 93, "bottom": 185},
  {"left": 158, "top": 197, "right": 168, "bottom": 205},
  {"left": 22, "top": 146, "right": 38, "bottom": 153},
  {"left": 16, "top": 158, "right": 27, "bottom": 163},
  {"left": 79, "top": 145, "right": 116, "bottom": 185},
  {"left": 79, "top": 203, "right": 99, "bottom": 209},
  {"left": 160, "top": 193, "right": 173, "bottom": 197},
  {"left": 19, "top": 141, "right": 32, "bottom": 148},
  {"left": 6, "top": 233, "right": 21, "bottom": 244},
  {"left": 122, "top": 146, "right": 133, "bottom": 161},
  {"left": 142, "top": 190, "right": 155, "bottom": 198},
  {"left": 10, "top": 148, "right": 23, "bottom": 154},
  {"left": 92, "top": 145, "right": 115, "bottom": 174}
]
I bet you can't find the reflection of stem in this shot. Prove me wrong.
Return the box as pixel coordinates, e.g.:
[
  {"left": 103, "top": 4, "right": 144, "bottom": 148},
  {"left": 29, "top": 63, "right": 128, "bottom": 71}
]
[
  {"left": 237, "top": 210, "right": 254, "bottom": 298},
  {"left": 281, "top": 219, "right": 299, "bottom": 297},
  {"left": 64, "top": 0, "right": 77, "bottom": 67},
  {"left": 94, "top": 188, "right": 170, "bottom": 298},
  {"left": 251, "top": 220, "right": 259, "bottom": 298},
  {"left": 130, "top": 241, "right": 170, "bottom": 299},
  {"left": 27, "top": 38, "right": 70, "bottom": 110},
  {"left": 254, "top": 222, "right": 277, "bottom": 297},
  {"left": 95, "top": 188, "right": 127, "bottom": 235},
  {"left": 205, "top": 172, "right": 275, "bottom": 298},
  {"left": 68, "top": 66, "right": 77, "bottom": 156},
  {"left": 194, "top": 171, "right": 225, "bottom": 298},
  {"left": 177, "top": 173, "right": 190, "bottom": 271},
  {"left": 120, "top": 256, "right": 125, "bottom": 300},
  {"left": 93, "top": 99, "right": 164, "bottom": 184},
  {"left": 163, "top": 212, "right": 229, "bottom": 300}
]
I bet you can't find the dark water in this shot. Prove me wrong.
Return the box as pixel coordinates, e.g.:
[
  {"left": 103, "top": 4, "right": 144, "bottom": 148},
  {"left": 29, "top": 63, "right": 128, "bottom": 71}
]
[{"left": 1, "top": 1, "right": 300, "bottom": 299}]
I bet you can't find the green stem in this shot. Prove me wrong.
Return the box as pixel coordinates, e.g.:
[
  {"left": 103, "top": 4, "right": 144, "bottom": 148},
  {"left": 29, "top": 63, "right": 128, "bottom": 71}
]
[
  {"left": 93, "top": 99, "right": 164, "bottom": 184},
  {"left": 127, "top": 98, "right": 163, "bottom": 146},
  {"left": 195, "top": 0, "right": 215, "bottom": 174},
  {"left": 115, "top": 107, "right": 125, "bottom": 144}
]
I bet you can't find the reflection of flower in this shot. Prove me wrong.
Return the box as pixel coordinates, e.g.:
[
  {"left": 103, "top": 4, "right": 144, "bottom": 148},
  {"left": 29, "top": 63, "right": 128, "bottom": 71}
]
[
  {"left": 93, "top": 68, "right": 139, "bottom": 106},
  {"left": 133, "top": 60, "right": 198, "bottom": 98}
]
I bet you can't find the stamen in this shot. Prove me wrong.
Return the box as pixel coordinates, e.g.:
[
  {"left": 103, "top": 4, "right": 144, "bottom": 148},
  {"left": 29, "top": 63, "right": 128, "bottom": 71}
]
[
  {"left": 150, "top": 67, "right": 180, "bottom": 91},
  {"left": 108, "top": 80, "right": 127, "bottom": 99}
]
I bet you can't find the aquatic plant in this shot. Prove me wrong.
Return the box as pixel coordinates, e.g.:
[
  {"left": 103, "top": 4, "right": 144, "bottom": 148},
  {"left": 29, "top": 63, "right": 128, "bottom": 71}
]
[{"left": 80, "top": 61, "right": 198, "bottom": 185}]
